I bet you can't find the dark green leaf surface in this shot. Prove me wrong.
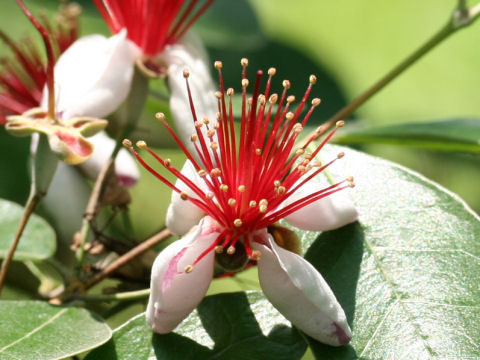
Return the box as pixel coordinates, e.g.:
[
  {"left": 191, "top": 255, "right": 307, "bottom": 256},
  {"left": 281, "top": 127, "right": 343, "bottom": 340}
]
[
  {"left": 0, "top": 199, "right": 56, "bottom": 260},
  {"left": 294, "top": 145, "right": 480, "bottom": 359},
  {"left": 86, "top": 291, "right": 307, "bottom": 360},
  {"left": 334, "top": 118, "right": 480, "bottom": 153},
  {"left": 0, "top": 301, "right": 112, "bottom": 360}
]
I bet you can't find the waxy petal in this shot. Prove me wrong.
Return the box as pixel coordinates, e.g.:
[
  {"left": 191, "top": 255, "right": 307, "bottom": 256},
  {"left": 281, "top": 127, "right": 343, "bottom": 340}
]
[
  {"left": 42, "top": 30, "right": 138, "bottom": 119},
  {"left": 162, "top": 32, "right": 218, "bottom": 155},
  {"left": 166, "top": 160, "right": 207, "bottom": 235},
  {"left": 252, "top": 235, "right": 352, "bottom": 346},
  {"left": 282, "top": 183, "right": 358, "bottom": 231},
  {"left": 79, "top": 131, "right": 140, "bottom": 187},
  {"left": 146, "top": 219, "right": 218, "bottom": 333}
]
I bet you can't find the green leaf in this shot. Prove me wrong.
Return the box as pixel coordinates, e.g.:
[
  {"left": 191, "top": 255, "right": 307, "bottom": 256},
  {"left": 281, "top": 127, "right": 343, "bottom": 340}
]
[
  {"left": 334, "top": 118, "right": 480, "bottom": 153},
  {"left": 294, "top": 145, "right": 480, "bottom": 359},
  {"left": 0, "top": 301, "right": 112, "bottom": 360},
  {"left": 86, "top": 291, "right": 307, "bottom": 360},
  {"left": 0, "top": 199, "right": 56, "bottom": 261}
]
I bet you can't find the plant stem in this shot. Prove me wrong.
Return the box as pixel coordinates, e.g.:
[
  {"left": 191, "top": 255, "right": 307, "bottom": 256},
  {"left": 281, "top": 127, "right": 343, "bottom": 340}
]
[
  {"left": 0, "top": 195, "right": 41, "bottom": 294},
  {"left": 315, "top": 3, "right": 480, "bottom": 134},
  {"left": 74, "top": 288, "right": 150, "bottom": 302},
  {"left": 83, "top": 228, "right": 171, "bottom": 290}
]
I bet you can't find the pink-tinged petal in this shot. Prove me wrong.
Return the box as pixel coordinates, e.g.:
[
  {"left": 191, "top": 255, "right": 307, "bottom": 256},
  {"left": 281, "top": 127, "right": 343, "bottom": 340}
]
[
  {"left": 146, "top": 219, "right": 218, "bottom": 333},
  {"left": 42, "top": 30, "right": 138, "bottom": 119},
  {"left": 166, "top": 160, "right": 207, "bottom": 236},
  {"left": 252, "top": 235, "right": 352, "bottom": 346},
  {"left": 162, "top": 32, "right": 218, "bottom": 155},
  {"left": 78, "top": 131, "right": 140, "bottom": 187},
  {"left": 282, "top": 183, "right": 358, "bottom": 231}
]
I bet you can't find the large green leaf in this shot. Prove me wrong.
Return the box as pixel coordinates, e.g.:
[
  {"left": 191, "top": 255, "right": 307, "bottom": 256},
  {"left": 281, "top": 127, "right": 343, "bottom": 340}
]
[
  {"left": 334, "top": 118, "right": 480, "bottom": 153},
  {"left": 85, "top": 291, "right": 307, "bottom": 360},
  {"left": 0, "top": 301, "right": 112, "bottom": 360},
  {"left": 0, "top": 199, "right": 56, "bottom": 261},
  {"left": 295, "top": 145, "right": 480, "bottom": 359}
]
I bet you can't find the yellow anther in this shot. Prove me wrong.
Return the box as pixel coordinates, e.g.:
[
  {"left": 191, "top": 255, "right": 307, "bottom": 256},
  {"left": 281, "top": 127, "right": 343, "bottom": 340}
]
[
  {"left": 190, "top": 134, "right": 198, "bottom": 142},
  {"left": 233, "top": 218, "right": 243, "bottom": 227},
  {"left": 210, "top": 142, "right": 218, "bottom": 150},
  {"left": 259, "top": 199, "right": 268, "bottom": 206},
  {"left": 228, "top": 198, "right": 236, "bottom": 207},
  {"left": 183, "top": 69, "right": 190, "bottom": 78},
  {"left": 155, "top": 112, "right": 166, "bottom": 120},
  {"left": 336, "top": 120, "right": 345, "bottom": 127},
  {"left": 259, "top": 205, "right": 268, "bottom": 213},
  {"left": 122, "top": 139, "right": 132, "bottom": 148},
  {"left": 269, "top": 94, "right": 278, "bottom": 104},
  {"left": 249, "top": 200, "right": 257, "bottom": 208},
  {"left": 241, "top": 58, "right": 249, "bottom": 67},
  {"left": 198, "top": 169, "right": 207, "bottom": 177},
  {"left": 185, "top": 265, "right": 193, "bottom": 273},
  {"left": 268, "top": 67, "right": 276, "bottom": 76},
  {"left": 296, "top": 148, "right": 305, "bottom": 155},
  {"left": 202, "top": 117, "right": 210, "bottom": 124},
  {"left": 220, "top": 184, "right": 229, "bottom": 192},
  {"left": 294, "top": 124, "right": 303, "bottom": 133},
  {"left": 346, "top": 176, "right": 354, "bottom": 182},
  {"left": 210, "top": 168, "right": 221, "bottom": 177},
  {"left": 206, "top": 192, "right": 214, "bottom": 200},
  {"left": 227, "top": 246, "right": 236, "bottom": 255},
  {"left": 337, "top": 152, "right": 345, "bottom": 159},
  {"left": 349, "top": 182, "right": 356, "bottom": 188},
  {"left": 287, "top": 95, "right": 295, "bottom": 103},
  {"left": 258, "top": 94, "right": 266, "bottom": 105},
  {"left": 255, "top": 148, "right": 262, "bottom": 155},
  {"left": 195, "top": 121, "right": 203, "bottom": 128},
  {"left": 274, "top": 180, "right": 281, "bottom": 187},
  {"left": 312, "top": 98, "right": 322, "bottom": 107},
  {"left": 238, "top": 185, "right": 246, "bottom": 192},
  {"left": 277, "top": 186, "right": 286, "bottom": 195},
  {"left": 136, "top": 140, "right": 147, "bottom": 149},
  {"left": 164, "top": 158, "right": 171, "bottom": 167},
  {"left": 251, "top": 250, "right": 261, "bottom": 261},
  {"left": 180, "top": 192, "right": 189, "bottom": 200},
  {"left": 242, "top": 79, "right": 249, "bottom": 87},
  {"left": 214, "top": 60, "right": 223, "bottom": 69},
  {"left": 207, "top": 129, "right": 215, "bottom": 138},
  {"left": 309, "top": 74, "right": 317, "bottom": 84},
  {"left": 313, "top": 160, "right": 322, "bottom": 167},
  {"left": 227, "top": 88, "right": 234, "bottom": 96},
  {"left": 282, "top": 80, "right": 291, "bottom": 89},
  {"left": 215, "top": 245, "right": 224, "bottom": 254},
  {"left": 215, "top": 91, "right": 222, "bottom": 99},
  {"left": 298, "top": 165, "right": 306, "bottom": 173},
  {"left": 304, "top": 153, "right": 313, "bottom": 160},
  {"left": 286, "top": 112, "right": 294, "bottom": 121}
]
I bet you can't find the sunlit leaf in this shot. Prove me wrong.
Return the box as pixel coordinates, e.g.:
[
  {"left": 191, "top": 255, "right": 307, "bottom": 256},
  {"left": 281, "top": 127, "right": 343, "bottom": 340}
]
[{"left": 0, "top": 301, "right": 112, "bottom": 360}]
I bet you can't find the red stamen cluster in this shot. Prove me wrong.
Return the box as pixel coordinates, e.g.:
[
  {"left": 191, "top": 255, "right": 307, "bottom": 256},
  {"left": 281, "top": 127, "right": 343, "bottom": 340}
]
[
  {"left": 93, "top": 0, "right": 215, "bottom": 56},
  {"left": 0, "top": 2, "right": 80, "bottom": 123},
  {"left": 124, "top": 59, "right": 353, "bottom": 262}
]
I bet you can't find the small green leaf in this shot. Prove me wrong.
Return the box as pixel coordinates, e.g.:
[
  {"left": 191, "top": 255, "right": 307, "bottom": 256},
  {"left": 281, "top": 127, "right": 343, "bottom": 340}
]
[
  {"left": 86, "top": 291, "right": 307, "bottom": 360},
  {"left": 334, "top": 118, "right": 480, "bottom": 153},
  {"left": 0, "top": 301, "right": 112, "bottom": 360},
  {"left": 0, "top": 199, "right": 56, "bottom": 261},
  {"left": 294, "top": 145, "right": 480, "bottom": 359}
]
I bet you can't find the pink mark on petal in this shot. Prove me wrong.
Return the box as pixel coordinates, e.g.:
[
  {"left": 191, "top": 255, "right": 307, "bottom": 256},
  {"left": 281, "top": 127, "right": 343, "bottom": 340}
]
[
  {"left": 55, "top": 131, "right": 92, "bottom": 157},
  {"left": 162, "top": 247, "right": 188, "bottom": 294},
  {"left": 118, "top": 175, "right": 137, "bottom": 187},
  {"left": 332, "top": 322, "right": 351, "bottom": 346}
]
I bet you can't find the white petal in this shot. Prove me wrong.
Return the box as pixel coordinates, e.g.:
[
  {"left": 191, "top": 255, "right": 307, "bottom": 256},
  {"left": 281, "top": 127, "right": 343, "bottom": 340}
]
[
  {"left": 42, "top": 30, "right": 138, "bottom": 119},
  {"left": 41, "top": 162, "right": 90, "bottom": 243},
  {"left": 252, "top": 235, "right": 352, "bottom": 346},
  {"left": 78, "top": 131, "right": 140, "bottom": 187},
  {"left": 166, "top": 159, "right": 207, "bottom": 235},
  {"left": 282, "top": 183, "right": 358, "bottom": 231},
  {"left": 162, "top": 31, "right": 218, "bottom": 157},
  {"left": 146, "top": 218, "right": 218, "bottom": 333}
]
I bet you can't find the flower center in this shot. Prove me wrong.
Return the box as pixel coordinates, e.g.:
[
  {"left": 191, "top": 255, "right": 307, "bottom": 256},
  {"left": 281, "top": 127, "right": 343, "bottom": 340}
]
[{"left": 124, "top": 58, "right": 354, "bottom": 266}]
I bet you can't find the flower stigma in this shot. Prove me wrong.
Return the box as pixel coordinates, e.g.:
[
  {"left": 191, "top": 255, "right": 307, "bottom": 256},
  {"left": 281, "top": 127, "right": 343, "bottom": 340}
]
[{"left": 124, "top": 58, "right": 355, "bottom": 273}]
